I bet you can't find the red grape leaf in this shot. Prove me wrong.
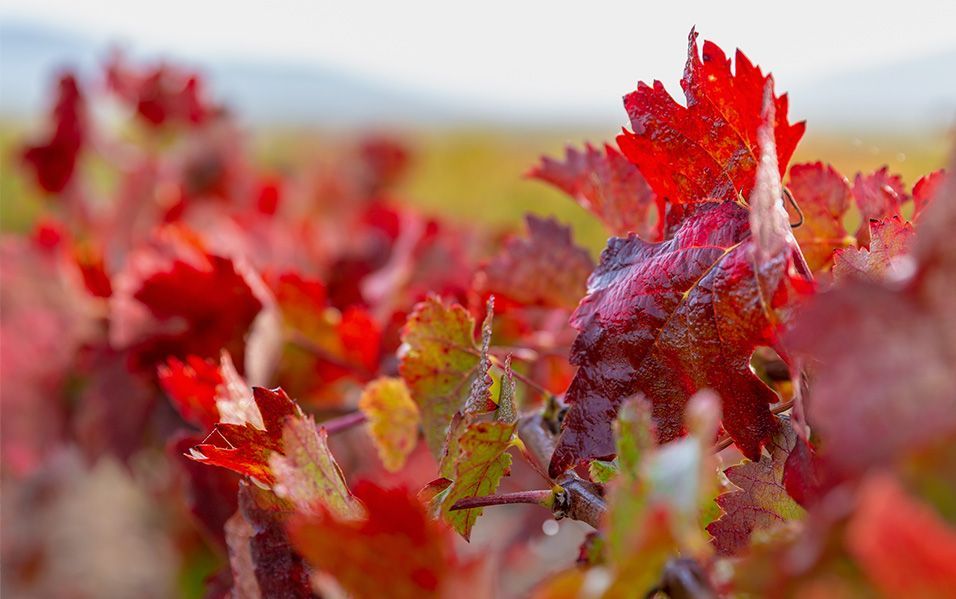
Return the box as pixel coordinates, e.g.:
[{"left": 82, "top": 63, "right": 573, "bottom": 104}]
[
  {"left": 189, "top": 386, "right": 299, "bottom": 486},
  {"left": 224, "top": 481, "right": 312, "bottom": 598},
  {"left": 549, "top": 202, "right": 797, "bottom": 476},
  {"left": 551, "top": 93, "right": 806, "bottom": 476},
  {"left": 476, "top": 215, "right": 594, "bottom": 310},
  {"left": 114, "top": 230, "right": 263, "bottom": 372},
  {"left": 398, "top": 296, "right": 494, "bottom": 456},
  {"left": 707, "top": 417, "right": 805, "bottom": 555},
  {"left": 529, "top": 143, "right": 659, "bottom": 239},
  {"left": 788, "top": 156, "right": 956, "bottom": 475},
  {"left": 846, "top": 474, "right": 956, "bottom": 598},
  {"left": 913, "top": 168, "right": 946, "bottom": 219},
  {"left": 832, "top": 216, "right": 915, "bottom": 282},
  {"left": 21, "top": 73, "right": 85, "bottom": 194},
  {"left": 852, "top": 167, "right": 908, "bottom": 247},
  {"left": 357, "top": 377, "right": 421, "bottom": 472},
  {"left": 289, "top": 481, "right": 461, "bottom": 599},
  {"left": 785, "top": 162, "right": 854, "bottom": 271},
  {"left": 158, "top": 355, "right": 222, "bottom": 429},
  {"left": 617, "top": 29, "right": 804, "bottom": 209}
]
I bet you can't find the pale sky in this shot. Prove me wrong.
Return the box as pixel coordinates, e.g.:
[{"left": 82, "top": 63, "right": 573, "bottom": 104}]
[{"left": 2, "top": 0, "right": 955, "bottom": 117}]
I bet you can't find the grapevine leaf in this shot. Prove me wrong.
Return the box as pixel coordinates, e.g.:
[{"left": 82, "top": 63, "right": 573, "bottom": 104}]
[
  {"left": 189, "top": 387, "right": 299, "bottom": 486},
  {"left": 588, "top": 459, "right": 619, "bottom": 484},
  {"left": 529, "top": 143, "right": 659, "bottom": 240},
  {"left": 832, "top": 216, "right": 915, "bottom": 282},
  {"left": 438, "top": 420, "right": 515, "bottom": 541},
  {"left": 912, "top": 169, "right": 946, "bottom": 219},
  {"left": 158, "top": 355, "right": 222, "bottom": 429},
  {"left": 269, "top": 415, "right": 364, "bottom": 520},
  {"left": 358, "top": 377, "right": 421, "bottom": 472},
  {"left": 617, "top": 29, "right": 804, "bottom": 209},
  {"left": 846, "top": 474, "right": 956, "bottom": 598},
  {"left": 788, "top": 156, "right": 956, "bottom": 475},
  {"left": 477, "top": 215, "right": 594, "bottom": 309},
  {"left": 550, "top": 85, "right": 805, "bottom": 477},
  {"left": 707, "top": 417, "right": 805, "bottom": 555},
  {"left": 399, "top": 296, "right": 492, "bottom": 456},
  {"left": 852, "top": 167, "right": 908, "bottom": 247},
  {"left": 785, "top": 162, "right": 854, "bottom": 271},
  {"left": 113, "top": 228, "right": 263, "bottom": 371},
  {"left": 288, "top": 481, "right": 460, "bottom": 599}
]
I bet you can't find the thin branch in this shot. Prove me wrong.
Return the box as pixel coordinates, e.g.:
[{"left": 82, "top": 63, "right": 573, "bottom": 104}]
[
  {"left": 450, "top": 490, "right": 553, "bottom": 511},
  {"left": 317, "top": 411, "right": 367, "bottom": 435}
]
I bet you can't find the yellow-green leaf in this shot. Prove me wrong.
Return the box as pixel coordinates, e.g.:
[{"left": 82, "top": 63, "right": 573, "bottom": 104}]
[
  {"left": 269, "top": 415, "right": 364, "bottom": 521},
  {"left": 358, "top": 377, "right": 420, "bottom": 472}
]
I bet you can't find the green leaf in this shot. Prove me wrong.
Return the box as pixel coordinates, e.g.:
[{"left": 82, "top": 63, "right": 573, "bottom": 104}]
[{"left": 439, "top": 420, "right": 515, "bottom": 540}]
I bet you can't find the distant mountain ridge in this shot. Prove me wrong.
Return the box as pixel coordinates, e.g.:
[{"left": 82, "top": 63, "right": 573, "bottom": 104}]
[{"left": 2, "top": 19, "right": 954, "bottom": 130}]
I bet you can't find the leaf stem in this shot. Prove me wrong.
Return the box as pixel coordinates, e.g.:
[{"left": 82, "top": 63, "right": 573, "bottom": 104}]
[
  {"left": 450, "top": 489, "right": 553, "bottom": 511},
  {"left": 318, "top": 411, "right": 367, "bottom": 435}
]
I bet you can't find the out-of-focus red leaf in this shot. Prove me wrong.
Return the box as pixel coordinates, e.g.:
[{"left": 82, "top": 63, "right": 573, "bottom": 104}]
[
  {"left": 852, "top": 167, "right": 908, "bottom": 247},
  {"left": 169, "top": 433, "right": 239, "bottom": 547},
  {"left": 912, "top": 168, "right": 946, "bottom": 219},
  {"left": 111, "top": 228, "right": 263, "bottom": 372},
  {"left": 289, "top": 481, "right": 462, "bottom": 599},
  {"left": 832, "top": 215, "right": 915, "bottom": 282},
  {"left": 21, "top": 73, "right": 85, "bottom": 194},
  {"left": 106, "top": 53, "right": 217, "bottom": 128},
  {"left": 846, "top": 474, "right": 956, "bottom": 598},
  {"left": 476, "top": 215, "right": 594, "bottom": 310},
  {"left": 158, "top": 355, "right": 223, "bottom": 429},
  {"left": 785, "top": 162, "right": 853, "bottom": 271},
  {"left": 530, "top": 143, "right": 659, "bottom": 239},
  {"left": 618, "top": 29, "right": 804, "bottom": 209},
  {"left": 788, "top": 157, "right": 956, "bottom": 476}
]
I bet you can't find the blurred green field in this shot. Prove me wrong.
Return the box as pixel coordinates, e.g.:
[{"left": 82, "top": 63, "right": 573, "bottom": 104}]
[{"left": 3, "top": 122, "right": 951, "bottom": 255}]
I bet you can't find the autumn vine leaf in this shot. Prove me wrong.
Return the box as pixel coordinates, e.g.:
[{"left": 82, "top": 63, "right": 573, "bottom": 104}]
[
  {"left": 785, "top": 162, "right": 854, "bottom": 271},
  {"left": 529, "top": 143, "right": 659, "bottom": 240},
  {"left": 358, "top": 377, "right": 420, "bottom": 472},
  {"left": 475, "top": 215, "right": 594, "bottom": 310},
  {"left": 549, "top": 55, "right": 810, "bottom": 476},
  {"left": 189, "top": 386, "right": 298, "bottom": 485},
  {"left": 788, "top": 155, "right": 956, "bottom": 476},
  {"left": 189, "top": 385, "right": 362, "bottom": 520},
  {"left": 707, "top": 417, "right": 805, "bottom": 555},
  {"left": 399, "top": 295, "right": 494, "bottom": 456},
  {"left": 617, "top": 29, "right": 805, "bottom": 210},
  {"left": 832, "top": 215, "right": 915, "bottom": 282}
]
